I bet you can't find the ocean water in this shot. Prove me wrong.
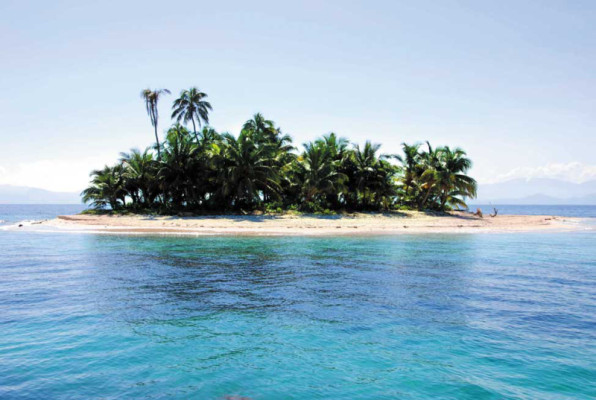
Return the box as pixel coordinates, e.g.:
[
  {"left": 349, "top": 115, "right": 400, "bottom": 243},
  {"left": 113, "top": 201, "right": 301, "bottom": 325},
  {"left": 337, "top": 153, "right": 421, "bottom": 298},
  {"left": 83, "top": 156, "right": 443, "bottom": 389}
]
[
  {"left": 470, "top": 204, "right": 596, "bottom": 218},
  {"left": 0, "top": 204, "right": 86, "bottom": 225},
  {"left": 1, "top": 206, "right": 595, "bottom": 399}
]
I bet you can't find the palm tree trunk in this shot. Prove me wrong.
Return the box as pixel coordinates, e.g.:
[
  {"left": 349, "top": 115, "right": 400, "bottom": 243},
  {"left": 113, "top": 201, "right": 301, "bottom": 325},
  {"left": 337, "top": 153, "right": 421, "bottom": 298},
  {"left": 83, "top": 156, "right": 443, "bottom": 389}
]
[
  {"left": 153, "top": 123, "right": 166, "bottom": 205},
  {"left": 154, "top": 125, "right": 161, "bottom": 160},
  {"left": 191, "top": 118, "right": 199, "bottom": 143},
  {"left": 420, "top": 184, "right": 434, "bottom": 210},
  {"left": 439, "top": 188, "right": 449, "bottom": 211}
]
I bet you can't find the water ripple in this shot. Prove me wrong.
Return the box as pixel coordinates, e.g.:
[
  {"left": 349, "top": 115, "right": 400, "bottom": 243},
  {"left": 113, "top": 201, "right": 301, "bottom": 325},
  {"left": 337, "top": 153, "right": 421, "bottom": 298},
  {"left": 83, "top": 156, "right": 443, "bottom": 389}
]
[{"left": 0, "top": 231, "right": 595, "bottom": 399}]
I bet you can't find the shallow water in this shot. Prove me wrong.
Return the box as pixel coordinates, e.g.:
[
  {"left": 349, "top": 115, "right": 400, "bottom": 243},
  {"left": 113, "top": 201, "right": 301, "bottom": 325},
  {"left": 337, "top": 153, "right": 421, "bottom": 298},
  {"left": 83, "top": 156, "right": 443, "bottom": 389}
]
[{"left": 1, "top": 206, "right": 595, "bottom": 399}]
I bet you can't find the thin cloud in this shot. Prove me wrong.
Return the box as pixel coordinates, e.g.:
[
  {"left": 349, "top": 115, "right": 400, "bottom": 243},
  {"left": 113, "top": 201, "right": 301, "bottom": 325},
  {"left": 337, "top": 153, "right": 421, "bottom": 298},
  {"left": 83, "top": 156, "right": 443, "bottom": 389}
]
[{"left": 484, "top": 162, "right": 596, "bottom": 184}]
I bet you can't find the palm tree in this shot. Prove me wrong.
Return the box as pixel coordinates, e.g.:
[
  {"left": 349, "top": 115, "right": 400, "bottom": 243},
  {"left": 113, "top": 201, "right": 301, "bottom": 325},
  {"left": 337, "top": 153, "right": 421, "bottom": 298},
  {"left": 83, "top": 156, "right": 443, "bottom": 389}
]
[
  {"left": 158, "top": 124, "right": 200, "bottom": 209},
  {"left": 240, "top": 114, "right": 295, "bottom": 203},
  {"left": 86, "top": 90, "right": 483, "bottom": 214},
  {"left": 396, "top": 143, "right": 421, "bottom": 200},
  {"left": 412, "top": 143, "right": 477, "bottom": 211},
  {"left": 416, "top": 141, "right": 441, "bottom": 210},
  {"left": 297, "top": 142, "right": 346, "bottom": 206},
  {"left": 309, "top": 133, "right": 350, "bottom": 209},
  {"left": 317, "top": 133, "right": 349, "bottom": 161},
  {"left": 352, "top": 141, "right": 383, "bottom": 209},
  {"left": 242, "top": 113, "right": 278, "bottom": 143},
  {"left": 171, "top": 87, "right": 212, "bottom": 143},
  {"left": 81, "top": 164, "right": 126, "bottom": 210},
  {"left": 216, "top": 131, "right": 281, "bottom": 209},
  {"left": 434, "top": 146, "right": 477, "bottom": 210},
  {"left": 120, "top": 148, "right": 158, "bottom": 208},
  {"left": 198, "top": 126, "right": 222, "bottom": 147},
  {"left": 141, "top": 88, "right": 170, "bottom": 160}
]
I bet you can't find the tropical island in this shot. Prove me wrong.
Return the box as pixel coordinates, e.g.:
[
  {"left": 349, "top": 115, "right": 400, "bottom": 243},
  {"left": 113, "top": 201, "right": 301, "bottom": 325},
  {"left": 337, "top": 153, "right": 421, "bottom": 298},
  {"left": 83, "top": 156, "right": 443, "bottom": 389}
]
[
  {"left": 32, "top": 86, "right": 580, "bottom": 235},
  {"left": 81, "top": 87, "right": 478, "bottom": 214}
]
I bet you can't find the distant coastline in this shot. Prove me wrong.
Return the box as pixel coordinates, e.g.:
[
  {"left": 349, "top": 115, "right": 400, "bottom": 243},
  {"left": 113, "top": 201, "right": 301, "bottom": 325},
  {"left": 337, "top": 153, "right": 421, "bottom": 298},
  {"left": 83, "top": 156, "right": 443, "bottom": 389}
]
[{"left": 0, "top": 185, "right": 80, "bottom": 204}]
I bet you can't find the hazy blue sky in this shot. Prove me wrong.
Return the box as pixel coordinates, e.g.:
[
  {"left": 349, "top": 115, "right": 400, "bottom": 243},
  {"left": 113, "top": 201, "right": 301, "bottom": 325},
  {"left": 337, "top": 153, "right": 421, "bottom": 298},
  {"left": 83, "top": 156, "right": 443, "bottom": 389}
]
[{"left": 0, "top": 0, "right": 594, "bottom": 191}]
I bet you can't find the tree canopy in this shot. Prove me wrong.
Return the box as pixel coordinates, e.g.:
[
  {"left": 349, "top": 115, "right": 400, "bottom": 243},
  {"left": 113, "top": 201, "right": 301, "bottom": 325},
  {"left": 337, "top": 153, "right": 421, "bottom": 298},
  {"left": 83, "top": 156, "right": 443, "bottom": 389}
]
[{"left": 83, "top": 88, "right": 477, "bottom": 213}]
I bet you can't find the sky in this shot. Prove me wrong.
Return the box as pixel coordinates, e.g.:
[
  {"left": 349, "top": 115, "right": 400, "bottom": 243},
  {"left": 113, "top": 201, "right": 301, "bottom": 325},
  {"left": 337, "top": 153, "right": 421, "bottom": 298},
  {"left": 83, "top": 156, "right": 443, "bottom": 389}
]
[{"left": 0, "top": 0, "right": 595, "bottom": 192}]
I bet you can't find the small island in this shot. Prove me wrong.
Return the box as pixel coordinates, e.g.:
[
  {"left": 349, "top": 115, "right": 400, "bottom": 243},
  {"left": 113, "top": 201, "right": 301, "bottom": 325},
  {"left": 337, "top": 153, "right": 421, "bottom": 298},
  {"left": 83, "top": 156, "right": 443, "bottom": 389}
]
[
  {"left": 81, "top": 87, "right": 478, "bottom": 215},
  {"left": 30, "top": 86, "right": 579, "bottom": 235},
  {"left": 43, "top": 211, "right": 576, "bottom": 236}
]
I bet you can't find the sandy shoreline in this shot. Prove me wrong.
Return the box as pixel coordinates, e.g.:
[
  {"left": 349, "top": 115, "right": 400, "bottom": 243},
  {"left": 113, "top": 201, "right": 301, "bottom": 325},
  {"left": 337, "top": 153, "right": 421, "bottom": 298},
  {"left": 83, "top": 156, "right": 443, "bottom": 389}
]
[{"left": 27, "top": 211, "right": 587, "bottom": 236}]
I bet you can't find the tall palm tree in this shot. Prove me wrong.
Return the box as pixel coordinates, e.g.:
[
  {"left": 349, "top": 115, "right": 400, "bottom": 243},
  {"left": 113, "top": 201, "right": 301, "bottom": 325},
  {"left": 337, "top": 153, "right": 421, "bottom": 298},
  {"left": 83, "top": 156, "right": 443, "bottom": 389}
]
[
  {"left": 141, "top": 88, "right": 170, "bottom": 160},
  {"left": 171, "top": 87, "right": 212, "bottom": 143}
]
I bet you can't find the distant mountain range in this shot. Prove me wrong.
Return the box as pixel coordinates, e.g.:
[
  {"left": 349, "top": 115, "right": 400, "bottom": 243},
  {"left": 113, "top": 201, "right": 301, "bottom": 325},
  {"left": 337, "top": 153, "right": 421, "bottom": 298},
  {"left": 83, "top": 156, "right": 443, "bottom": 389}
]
[
  {"left": 0, "top": 185, "right": 81, "bottom": 204},
  {"left": 1, "top": 178, "right": 596, "bottom": 205},
  {"left": 475, "top": 178, "right": 596, "bottom": 205}
]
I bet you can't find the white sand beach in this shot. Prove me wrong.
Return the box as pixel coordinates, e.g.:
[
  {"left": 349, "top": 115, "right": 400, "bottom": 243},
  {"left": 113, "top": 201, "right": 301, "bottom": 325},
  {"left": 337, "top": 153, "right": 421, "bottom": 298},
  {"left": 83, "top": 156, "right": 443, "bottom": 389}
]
[{"left": 34, "top": 211, "right": 584, "bottom": 236}]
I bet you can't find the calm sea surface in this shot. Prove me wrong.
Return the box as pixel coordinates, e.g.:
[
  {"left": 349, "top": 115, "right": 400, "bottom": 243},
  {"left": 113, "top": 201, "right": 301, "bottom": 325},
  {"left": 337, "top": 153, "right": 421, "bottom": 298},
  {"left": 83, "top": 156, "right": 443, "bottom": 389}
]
[
  {"left": 1, "top": 205, "right": 595, "bottom": 399},
  {"left": 471, "top": 204, "right": 596, "bottom": 218}
]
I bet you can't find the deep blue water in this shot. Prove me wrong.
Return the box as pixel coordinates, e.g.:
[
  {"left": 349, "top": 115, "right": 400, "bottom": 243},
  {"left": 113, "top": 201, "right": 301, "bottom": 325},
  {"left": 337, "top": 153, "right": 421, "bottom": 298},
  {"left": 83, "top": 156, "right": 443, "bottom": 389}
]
[{"left": 1, "top": 205, "right": 595, "bottom": 399}]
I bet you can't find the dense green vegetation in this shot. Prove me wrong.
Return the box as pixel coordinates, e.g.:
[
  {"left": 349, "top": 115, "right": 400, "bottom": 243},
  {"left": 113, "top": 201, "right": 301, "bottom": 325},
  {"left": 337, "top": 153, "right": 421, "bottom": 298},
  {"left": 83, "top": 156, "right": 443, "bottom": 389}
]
[{"left": 82, "top": 87, "right": 477, "bottom": 213}]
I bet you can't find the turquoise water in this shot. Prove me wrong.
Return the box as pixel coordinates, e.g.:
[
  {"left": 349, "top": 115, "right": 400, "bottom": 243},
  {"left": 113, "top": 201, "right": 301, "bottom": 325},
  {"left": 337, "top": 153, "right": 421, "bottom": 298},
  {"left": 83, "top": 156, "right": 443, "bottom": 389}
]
[{"left": 1, "top": 207, "right": 596, "bottom": 399}]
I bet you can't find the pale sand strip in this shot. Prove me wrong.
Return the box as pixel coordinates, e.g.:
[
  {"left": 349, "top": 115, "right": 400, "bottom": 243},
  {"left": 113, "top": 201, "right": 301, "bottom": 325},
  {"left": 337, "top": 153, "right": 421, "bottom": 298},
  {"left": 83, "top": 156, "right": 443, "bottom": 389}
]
[{"left": 34, "top": 211, "right": 587, "bottom": 236}]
